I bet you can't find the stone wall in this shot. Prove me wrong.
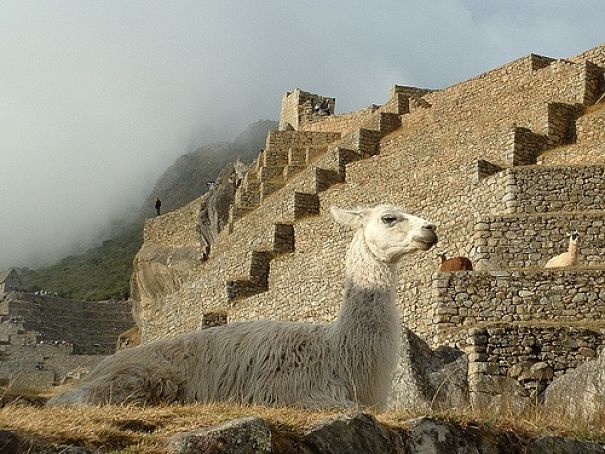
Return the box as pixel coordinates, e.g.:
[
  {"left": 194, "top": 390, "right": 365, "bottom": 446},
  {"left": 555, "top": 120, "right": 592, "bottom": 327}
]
[
  {"left": 466, "top": 324, "right": 605, "bottom": 402},
  {"left": 278, "top": 89, "right": 335, "bottom": 131},
  {"left": 577, "top": 105, "right": 605, "bottom": 143},
  {"left": 0, "top": 343, "right": 103, "bottom": 390},
  {"left": 473, "top": 212, "right": 605, "bottom": 269},
  {"left": 144, "top": 197, "right": 204, "bottom": 247},
  {"left": 302, "top": 106, "right": 381, "bottom": 134},
  {"left": 433, "top": 270, "right": 605, "bottom": 345},
  {"left": 569, "top": 43, "right": 605, "bottom": 73},
  {"left": 135, "top": 45, "right": 605, "bottom": 353},
  {"left": 496, "top": 165, "right": 605, "bottom": 214},
  {"left": 5, "top": 293, "right": 133, "bottom": 354}
]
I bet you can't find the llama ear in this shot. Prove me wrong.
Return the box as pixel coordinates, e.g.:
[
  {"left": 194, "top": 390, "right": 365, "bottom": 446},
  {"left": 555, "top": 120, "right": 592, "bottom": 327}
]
[{"left": 330, "top": 206, "right": 367, "bottom": 228}]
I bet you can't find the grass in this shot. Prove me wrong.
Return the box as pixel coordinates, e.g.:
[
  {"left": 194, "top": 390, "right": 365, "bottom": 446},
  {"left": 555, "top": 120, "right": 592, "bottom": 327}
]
[{"left": 0, "top": 391, "right": 603, "bottom": 453}]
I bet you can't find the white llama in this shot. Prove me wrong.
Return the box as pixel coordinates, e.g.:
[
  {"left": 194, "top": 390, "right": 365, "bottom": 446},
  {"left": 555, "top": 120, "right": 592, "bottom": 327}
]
[
  {"left": 545, "top": 231, "right": 579, "bottom": 268},
  {"left": 47, "top": 205, "right": 437, "bottom": 409}
]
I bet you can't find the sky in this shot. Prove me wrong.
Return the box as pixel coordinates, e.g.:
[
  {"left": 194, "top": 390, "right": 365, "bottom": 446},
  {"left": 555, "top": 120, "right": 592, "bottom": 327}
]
[{"left": 1, "top": 1, "right": 603, "bottom": 270}]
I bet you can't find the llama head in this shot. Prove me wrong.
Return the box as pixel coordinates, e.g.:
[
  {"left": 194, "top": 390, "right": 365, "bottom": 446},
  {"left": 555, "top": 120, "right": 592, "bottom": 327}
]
[
  {"left": 570, "top": 231, "right": 579, "bottom": 244},
  {"left": 330, "top": 205, "right": 438, "bottom": 264}
]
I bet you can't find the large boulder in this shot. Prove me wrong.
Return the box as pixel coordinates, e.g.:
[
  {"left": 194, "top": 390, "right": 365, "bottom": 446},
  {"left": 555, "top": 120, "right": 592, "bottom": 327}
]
[
  {"left": 197, "top": 160, "right": 248, "bottom": 258},
  {"left": 544, "top": 348, "right": 605, "bottom": 425},
  {"left": 302, "top": 412, "right": 399, "bottom": 454},
  {"left": 390, "top": 328, "right": 468, "bottom": 410},
  {"left": 526, "top": 436, "right": 604, "bottom": 454},
  {"left": 168, "top": 416, "right": 272, "bottom": 454},
  {"left": 130, "top": 243, "right": 202, "bottom": 330}
]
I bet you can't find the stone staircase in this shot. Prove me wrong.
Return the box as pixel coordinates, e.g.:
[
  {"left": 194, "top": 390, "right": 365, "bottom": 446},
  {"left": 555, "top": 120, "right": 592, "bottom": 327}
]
[
  {"left": 135, "top": 45, "right": 605, "bottom": 351},
  {"left": 435, "top": 101, "right": 605, "bottom": 402},
  {"left": 223, "top": 52, "right": 605, "bottom": 400},
  {"left": 224, "top": 110, "right": 402, "bottom": 302}
]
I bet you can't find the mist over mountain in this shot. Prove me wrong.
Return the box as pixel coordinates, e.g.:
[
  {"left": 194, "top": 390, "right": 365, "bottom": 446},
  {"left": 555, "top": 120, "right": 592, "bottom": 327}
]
[
  {"left": 19, "top": 120, "right": 277, "bottom": 300},
  {"left": 140, "top": 119, "right": 275, "bottom": 219}
]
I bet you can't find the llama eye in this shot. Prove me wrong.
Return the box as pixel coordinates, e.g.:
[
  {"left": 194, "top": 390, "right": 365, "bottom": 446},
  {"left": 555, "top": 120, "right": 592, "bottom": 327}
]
[{"left": 381, "top": 215, "right": 397, "bottom": 224}]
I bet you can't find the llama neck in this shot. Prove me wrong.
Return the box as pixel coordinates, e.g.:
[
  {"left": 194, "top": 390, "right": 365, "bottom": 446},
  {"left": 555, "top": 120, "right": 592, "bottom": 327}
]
[
  {"left": 331, "top": 230, "right": 400, "bottom": 338},
  {"left": 568, "top": 241, "right": 577, "bottom": 257}
]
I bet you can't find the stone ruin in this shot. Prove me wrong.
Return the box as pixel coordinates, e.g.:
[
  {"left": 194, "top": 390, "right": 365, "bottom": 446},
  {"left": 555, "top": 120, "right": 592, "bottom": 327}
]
[
  {"left": 0, "top": 291, "right": 133, "bottom": 389},
  {"left": 130, "top": 44, "right": 605, "bottom": 409}
]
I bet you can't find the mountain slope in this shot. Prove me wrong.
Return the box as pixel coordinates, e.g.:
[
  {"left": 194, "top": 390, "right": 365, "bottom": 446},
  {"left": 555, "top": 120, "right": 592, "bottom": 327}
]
[{"left": 20, "top": 119, "right": 277, "bottom": 300}]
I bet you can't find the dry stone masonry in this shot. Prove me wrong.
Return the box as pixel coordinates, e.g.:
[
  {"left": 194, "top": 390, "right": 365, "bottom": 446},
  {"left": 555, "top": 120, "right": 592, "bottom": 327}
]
[
  {"left": 0, "top": 292, "right": 133, "bottom": 389},
  {"left": 131, "top": 44, "right": 605, "bottom": 407}
]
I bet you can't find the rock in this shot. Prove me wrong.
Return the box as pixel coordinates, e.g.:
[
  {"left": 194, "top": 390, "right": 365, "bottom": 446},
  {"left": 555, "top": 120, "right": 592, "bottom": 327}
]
[
  {"left": 168, "top": 416, "right": 272, "bottom": 454},
  {"left": 406, "top": 417, "right": 472, "bottom": 453},
  {"left": 197, "top": 161, "right": 247, "bottom": 258},
  {"left": 131, "top": 244, "right": 201, "bottom": 328},
  {"left": 526, "top": 436, "right": 604, "bottom": 453},
  {"left": 404, "top": 417, "right": 516, "bottom": 453},
  {"left": 390, "top": 328, "right": 468, "bottom": 410},
  {"left": 0, "top": 429, "right": 24, "bottom": 454},
  {"left": 0, "top": 431, "right": 96, "bottom": 454},
  {"left": 469, "top": 375, "right": 531, "bottom": 414},
  {"left": 302, "top": 412, "right": 397, "bottom": 454},
  {"left": 528, "top": 362, "right": 553, "bottom": 380},
  {"left": 544, "top": 349, "right": 605, "bottom": 425}
]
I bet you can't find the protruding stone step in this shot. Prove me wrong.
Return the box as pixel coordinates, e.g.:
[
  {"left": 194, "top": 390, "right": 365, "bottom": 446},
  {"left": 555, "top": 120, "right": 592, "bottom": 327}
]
[
  {"left": 387, "top": 85, "right": 435, "bottom": 114},
  {"left": 529, "top": 53, "right": 556, "bottom": 71},
  {"left": 376, "top": 112, "right": 402, "bottom": 134},
  {"left": 353, "top": 128, "right": 382, "bottom": 158},
  {"left": 545, "top": 102, "right": 583, "bottom": 146},
  {"left": 581, "top": 60, "right": 604, "bottom": 105},
  {"left": 272, "top": 223, "right": 295, "bottom": 254},
  {"left": 314, "top": 167, "right": 343, "bottom": 192},
  {"left": 225, "top": 250, "right": 272, "bottom": 302},
  {"left": 225, "top": 278, "right": 267, "bottom": 302},
  {"left": 505, "top": 127, "right": 548, "bottom": 166},
  {"left": 291, "top": 192, "right": 320, "bottom": 219},
  {"left": 318, "top": 146, "right": 362, "bottom": 179}
]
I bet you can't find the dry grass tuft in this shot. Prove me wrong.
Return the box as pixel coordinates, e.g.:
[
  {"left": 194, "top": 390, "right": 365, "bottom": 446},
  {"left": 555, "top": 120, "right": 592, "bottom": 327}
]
[
  {"left": 0, "top": 398, "right": 603, "bottom": 453},
  {"left": 0, "top": 401, "right": 347, "bottom": 453}
]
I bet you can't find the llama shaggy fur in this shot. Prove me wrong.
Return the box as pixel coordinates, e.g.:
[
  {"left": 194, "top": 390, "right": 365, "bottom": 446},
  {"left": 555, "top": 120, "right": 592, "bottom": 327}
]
[
  {"left": 47, "top": 205, "right": 437, "bottom": 409},
  {"left": 437, "top": 252, "right": 473, "bottom": 272},
  {"left": 545, "top": 232, "right": 579, "bottom": 269}
]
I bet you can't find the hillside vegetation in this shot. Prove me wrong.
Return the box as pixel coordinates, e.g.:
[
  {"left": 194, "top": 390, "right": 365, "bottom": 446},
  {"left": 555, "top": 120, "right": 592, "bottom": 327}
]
[{"left": 19, "top": 120, "right": 277, "bottom": 300}]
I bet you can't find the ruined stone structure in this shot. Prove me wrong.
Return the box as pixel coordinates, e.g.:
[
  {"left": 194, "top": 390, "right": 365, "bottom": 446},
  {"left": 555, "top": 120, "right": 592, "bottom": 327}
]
[
  {"left": 132, "top": 44, "right": 605, "bottom": 406},
  {"left": 0, "top": 269, "right": 22, "bottom": 294},
  {"left": 0, "top": 292, "right": 133, "bottom": 389}
]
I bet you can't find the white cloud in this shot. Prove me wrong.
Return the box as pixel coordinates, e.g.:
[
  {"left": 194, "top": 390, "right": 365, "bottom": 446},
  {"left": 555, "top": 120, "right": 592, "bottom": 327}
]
[{"left": 0, "top": 0, "right": 603, "bottom": 268}]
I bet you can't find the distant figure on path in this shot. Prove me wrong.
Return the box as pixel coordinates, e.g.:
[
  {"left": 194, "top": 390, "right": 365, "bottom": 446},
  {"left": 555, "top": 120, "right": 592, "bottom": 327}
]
[
  {"left": 318, "top": 99, "right": 331, "bottom": 116},
  {"left": 155, "top": 198, "right": 161, "bottom": 216},
  {"left": 206, "top": 180, "right": 216, "bottom": 191}
]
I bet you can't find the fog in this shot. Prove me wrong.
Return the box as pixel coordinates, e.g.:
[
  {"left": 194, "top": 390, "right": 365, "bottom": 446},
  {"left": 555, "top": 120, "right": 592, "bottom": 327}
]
[{"left": 1, "top": 1, "right": 603, "bottom": 270}]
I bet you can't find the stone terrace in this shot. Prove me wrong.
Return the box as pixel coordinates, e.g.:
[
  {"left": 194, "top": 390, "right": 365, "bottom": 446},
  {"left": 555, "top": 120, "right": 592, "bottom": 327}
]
[
  {"left": 134, "top": 44, "right": 605, "bottom": 403},
  {"left": 0, "top": 293, "right": 133, "bottom": 389}
]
